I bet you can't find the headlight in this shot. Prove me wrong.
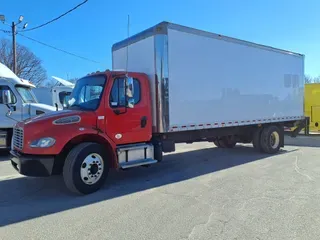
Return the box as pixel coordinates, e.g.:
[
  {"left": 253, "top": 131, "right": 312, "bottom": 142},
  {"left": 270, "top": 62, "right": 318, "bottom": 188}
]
[{"left": 30, "top": 137, "right": 56, "bottom": 148}]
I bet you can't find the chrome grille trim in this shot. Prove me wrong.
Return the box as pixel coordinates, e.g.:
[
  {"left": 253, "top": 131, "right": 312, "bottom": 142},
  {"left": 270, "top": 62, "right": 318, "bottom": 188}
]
[{"left": 13, "top": 127, "right": 24, "bottom": 150}]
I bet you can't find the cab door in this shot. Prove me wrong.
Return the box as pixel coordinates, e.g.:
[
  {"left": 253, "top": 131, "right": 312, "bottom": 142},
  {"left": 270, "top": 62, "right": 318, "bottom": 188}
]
[
  {"left": 104, "top": 75, "right": 152, "bottom": 145},
  {"left": 0, "top": 85, "right": 20, "bottom": 125}
]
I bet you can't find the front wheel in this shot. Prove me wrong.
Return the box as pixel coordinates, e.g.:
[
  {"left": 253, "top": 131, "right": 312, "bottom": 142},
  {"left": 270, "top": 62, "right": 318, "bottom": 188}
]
[{"left": 63, "top": 142, "right": 109, "bottom": 195}]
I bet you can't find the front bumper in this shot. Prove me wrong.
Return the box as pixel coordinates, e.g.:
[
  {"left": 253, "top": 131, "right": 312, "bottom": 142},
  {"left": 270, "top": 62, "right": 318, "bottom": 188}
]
[{"left": 10, "top": 150, "right": 55, "bottom": 177}]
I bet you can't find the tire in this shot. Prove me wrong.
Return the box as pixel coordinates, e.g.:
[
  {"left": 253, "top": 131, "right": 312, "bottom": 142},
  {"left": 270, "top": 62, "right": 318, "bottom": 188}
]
[
  {"left": 218, "top": 136, "right": 236, "bottom": 148},
  {"left": 213, "top": 140, "right": 221, "bottom": 148},
  {"left": 223, "top": 137, "right": 237, "bottom": 148},
  {"left": 63, "top": 142, "right": 109, "bottom": 195},
  {"left": 218, "top": 139, "right": 227, "bottom": 148},
  {"left": 252, "top": 128, "right": 263, "bottom": 152},
  {"left": 260, "top": 125, "right": 281, "bottom": 154}
]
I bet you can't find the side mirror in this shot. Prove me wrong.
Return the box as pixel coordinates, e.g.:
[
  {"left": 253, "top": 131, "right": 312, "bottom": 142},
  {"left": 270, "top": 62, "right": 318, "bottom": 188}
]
[
  {"left": 2, "top": 89, "right": 14, "bottom": 105},
  {"left": 127, "top": 98, "right": 135, "bottom": 108},
  {"left": 125, "top": 77, "right": 134, "bottom": 98},
  {"left": 125, "top": 77, "right": 134, "bottom": 108}
]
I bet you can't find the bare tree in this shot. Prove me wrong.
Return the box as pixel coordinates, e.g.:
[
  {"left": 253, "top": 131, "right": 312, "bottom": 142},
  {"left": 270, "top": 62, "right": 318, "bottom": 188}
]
[
  {"left": 0, "top": 38, "right": 47, "bottom": 86},
  {"left": 305, "top": 75, "right": 320, "bottom": 84},
  {"left": 305, "top": 75, "right": 313, "bottom": 84},
  {"left": 314, "top": 76, "right": 320, "bottom": 83}
]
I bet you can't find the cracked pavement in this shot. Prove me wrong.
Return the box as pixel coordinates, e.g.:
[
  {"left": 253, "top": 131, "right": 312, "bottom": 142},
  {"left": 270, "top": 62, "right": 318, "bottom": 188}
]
[{"left": 1, "top": 136, "right": 320, "bottom": 240}]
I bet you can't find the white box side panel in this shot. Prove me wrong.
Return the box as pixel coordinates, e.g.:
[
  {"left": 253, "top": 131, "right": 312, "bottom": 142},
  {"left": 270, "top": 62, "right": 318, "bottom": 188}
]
[
  {"left": 33, "top": 88, "right": 53, "bottom": 106},
  {"left": 112, "top": 36, "right": 157, "bottom": 127},
  {"left": 167, "top": 29, "right": 304, "bottom": 130}
]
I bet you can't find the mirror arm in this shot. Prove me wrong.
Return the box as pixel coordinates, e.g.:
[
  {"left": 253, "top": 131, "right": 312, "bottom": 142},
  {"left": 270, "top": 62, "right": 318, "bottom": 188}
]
[{"left": 5, "top": 103, "right": 16, "bottom": 111}]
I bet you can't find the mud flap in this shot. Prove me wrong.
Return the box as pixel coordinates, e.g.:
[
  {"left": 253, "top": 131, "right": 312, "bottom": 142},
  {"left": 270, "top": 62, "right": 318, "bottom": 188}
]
[{"left": 291, "top": 117, "right": 310, "bottom": 138}]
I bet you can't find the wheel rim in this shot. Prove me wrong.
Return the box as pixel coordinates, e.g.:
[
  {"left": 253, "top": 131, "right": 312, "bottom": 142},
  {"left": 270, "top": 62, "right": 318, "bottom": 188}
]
[
  {"left": 270, "top": 131, "right": 280, "bottom": 149},
  {"left": 80, "top": 153, "right": 104, "bottom": 185}
]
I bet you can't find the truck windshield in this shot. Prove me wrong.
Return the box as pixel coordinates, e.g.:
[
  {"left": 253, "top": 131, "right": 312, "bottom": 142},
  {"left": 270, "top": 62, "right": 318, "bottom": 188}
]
[
  {"left": 16, "top": 86, "right": 38, "bottom": 103},
  {"left": 67, "top": 75, "right": 105, "bottom": 111}
]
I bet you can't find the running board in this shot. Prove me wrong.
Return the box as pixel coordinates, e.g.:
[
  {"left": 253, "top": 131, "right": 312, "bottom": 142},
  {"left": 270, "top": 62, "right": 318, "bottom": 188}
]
[{"left": 120, "top": 158, "right": 158, "bottom": 169}]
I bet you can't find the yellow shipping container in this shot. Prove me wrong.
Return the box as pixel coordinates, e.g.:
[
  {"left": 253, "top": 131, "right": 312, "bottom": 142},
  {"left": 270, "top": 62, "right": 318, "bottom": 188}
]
[{"left": 305, "top": 83, "right": 320, "bottom": 132}]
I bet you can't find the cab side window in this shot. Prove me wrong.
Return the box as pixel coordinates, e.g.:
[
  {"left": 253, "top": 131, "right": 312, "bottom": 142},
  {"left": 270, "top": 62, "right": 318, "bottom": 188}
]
[
  {"left": 110, "top": 78, "right": 141, "bottom": 107},
  {"left": 0, "top": 86, "right": 16, "bottom": 104}
]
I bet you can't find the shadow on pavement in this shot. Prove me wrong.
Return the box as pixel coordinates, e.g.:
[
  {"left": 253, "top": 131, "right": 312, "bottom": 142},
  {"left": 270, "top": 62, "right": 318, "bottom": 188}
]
[
  {"left": 285, "top": 135, "right": 320, "bottom": 148},
  {"left": 0, "top": 150, "right": 9, "bottom": 161},
  {"left": 0, "top": 145, "right": 297, "bottom": 227}
]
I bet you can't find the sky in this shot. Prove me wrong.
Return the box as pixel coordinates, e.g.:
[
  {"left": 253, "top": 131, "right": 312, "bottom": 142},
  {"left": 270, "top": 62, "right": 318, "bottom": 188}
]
[{"left": 1, "top": 0, "right": 320, "bottom": 84}]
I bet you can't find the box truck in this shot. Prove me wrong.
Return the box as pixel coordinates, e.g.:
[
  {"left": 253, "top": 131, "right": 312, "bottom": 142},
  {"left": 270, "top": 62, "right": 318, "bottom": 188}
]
[
  {"left": 304, "top": 83, "right": 320, "bottom": 132},
  {"left": 33, "top": 77, "right": 74, "bottom": 110},
  {"left": 0, "top": 62, "right": 56, "bottom": 149},
  {"left": 9, "top": 22, "right": 306, "bottom": 195}
]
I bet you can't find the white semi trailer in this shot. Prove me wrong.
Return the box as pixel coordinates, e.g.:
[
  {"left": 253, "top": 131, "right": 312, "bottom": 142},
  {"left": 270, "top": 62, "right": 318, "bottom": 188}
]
[{"left": 0, "top": 62, "right": 56, "bottom": 149}]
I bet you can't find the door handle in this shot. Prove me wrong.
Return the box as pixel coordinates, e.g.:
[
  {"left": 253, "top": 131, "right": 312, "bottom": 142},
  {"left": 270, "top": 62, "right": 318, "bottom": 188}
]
[{"left": 141, "top": 116, "right": 147, "bottom": 128}]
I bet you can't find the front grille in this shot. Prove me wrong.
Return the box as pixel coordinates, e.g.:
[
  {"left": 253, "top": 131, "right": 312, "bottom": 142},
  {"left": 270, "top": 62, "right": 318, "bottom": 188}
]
[{"left": 13, "top": 127, "right": 24, "bottom": 150}]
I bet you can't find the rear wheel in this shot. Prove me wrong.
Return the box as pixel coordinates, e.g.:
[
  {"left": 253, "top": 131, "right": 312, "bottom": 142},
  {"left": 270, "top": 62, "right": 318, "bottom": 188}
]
[
  {"left": 218, "top": 139, "right": 227, "bottom": 148},
  {"left": 213, "top": 139, "right": 221, "bottom": 148},
  {"left": 221, "top": 136, "right": 237, "bottom": 148},
  {"left": 214, "top": 137, "right": 236, "bottom": 148},
  {"left": 63, "top": 142, "right": 109, "bottom": 195},
  {"left": 260, "top": 125, "right": 281, "bottom": 154}
]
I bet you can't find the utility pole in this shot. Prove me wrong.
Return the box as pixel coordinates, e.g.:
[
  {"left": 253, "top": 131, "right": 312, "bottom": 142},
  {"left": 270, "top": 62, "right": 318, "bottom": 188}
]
[
  {"left": 0, "top": 15, "right": 28, "bottom": 74},
  {"left": 12, "top": 22, "right": 17, "bottom": 74}
]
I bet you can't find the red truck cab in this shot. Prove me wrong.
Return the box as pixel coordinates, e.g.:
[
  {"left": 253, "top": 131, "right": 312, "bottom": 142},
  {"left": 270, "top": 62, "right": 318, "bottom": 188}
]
[{"left": 10, "top": 70, "right": 157, "bottom": 194}]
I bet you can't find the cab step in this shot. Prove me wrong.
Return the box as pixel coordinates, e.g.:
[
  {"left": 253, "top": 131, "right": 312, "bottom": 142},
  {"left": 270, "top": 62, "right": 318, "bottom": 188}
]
[
  {"left": 120, "top": 158, "right": 158, "bottom": 169},
  {"left": 117, "top": 143, "right": 157, "bottom": 169}
]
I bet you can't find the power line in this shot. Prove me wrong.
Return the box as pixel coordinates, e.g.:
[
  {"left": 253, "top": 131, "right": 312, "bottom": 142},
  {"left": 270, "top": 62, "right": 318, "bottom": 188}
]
[
  {"left": 20, "top": 0, "right": 88, "bottom": 32},
  {"left": 18, "top": 33, "right": 100, "bottom": 64},
  {"left": 0, "top": 29, "right": 11, "bottom": 37},
  {"left": 0, "top": 29, "right": 10, "bottom": 33}
]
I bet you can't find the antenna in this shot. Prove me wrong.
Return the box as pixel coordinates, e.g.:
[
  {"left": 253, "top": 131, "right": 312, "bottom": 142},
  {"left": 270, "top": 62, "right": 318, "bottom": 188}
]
[{"left": 125, "top": 14, "right": 130, "bottom": 77}]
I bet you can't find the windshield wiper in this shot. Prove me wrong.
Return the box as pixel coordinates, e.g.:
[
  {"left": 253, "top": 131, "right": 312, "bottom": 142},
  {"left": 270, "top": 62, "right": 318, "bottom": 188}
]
[
  {"left": 68, "top": 104, "right": 90, "bottom": 110},
  {"left": 67, "top": 104, "right": 80, "bottom": 109}
]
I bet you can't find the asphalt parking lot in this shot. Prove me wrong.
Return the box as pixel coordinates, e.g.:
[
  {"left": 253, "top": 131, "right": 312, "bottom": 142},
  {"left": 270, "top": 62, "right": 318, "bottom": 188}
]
[{"left": 1, "top": 136, "right": 320, "bottom": 240}]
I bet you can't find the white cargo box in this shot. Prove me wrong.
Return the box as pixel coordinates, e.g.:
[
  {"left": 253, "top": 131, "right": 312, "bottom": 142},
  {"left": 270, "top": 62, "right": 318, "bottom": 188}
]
[
  {"left": 33, "top": 87, "right": 53, "bottom": 106},
  {"left": 112, "top": 21, "right": 304, "bottom": 133}
]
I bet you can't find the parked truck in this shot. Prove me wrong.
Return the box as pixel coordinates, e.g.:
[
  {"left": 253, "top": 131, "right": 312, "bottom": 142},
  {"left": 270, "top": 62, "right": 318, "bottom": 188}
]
[
  {"left": 33, "top": 77, "right": 74, "bottom": 110},
  {"left": 304, "top": 83, "right": 320, "bottom": 132},
  {"left": 9, "top": 22, "right": 305, "bottom": 195},
  {"left": 0, "top": 62, "right": 56, "bottom": 149}
]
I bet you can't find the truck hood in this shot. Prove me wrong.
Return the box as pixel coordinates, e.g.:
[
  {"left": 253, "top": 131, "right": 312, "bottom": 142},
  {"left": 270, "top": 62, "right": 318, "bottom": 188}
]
[
  {"left": 24, "top": 109, "right": 81, "bottom": 125},
  {"left": 25, "top": 103, "right": 57, "bottom": 120},
  {"left": 14, "top": 109, "right": 98, "bottom": 154}
]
